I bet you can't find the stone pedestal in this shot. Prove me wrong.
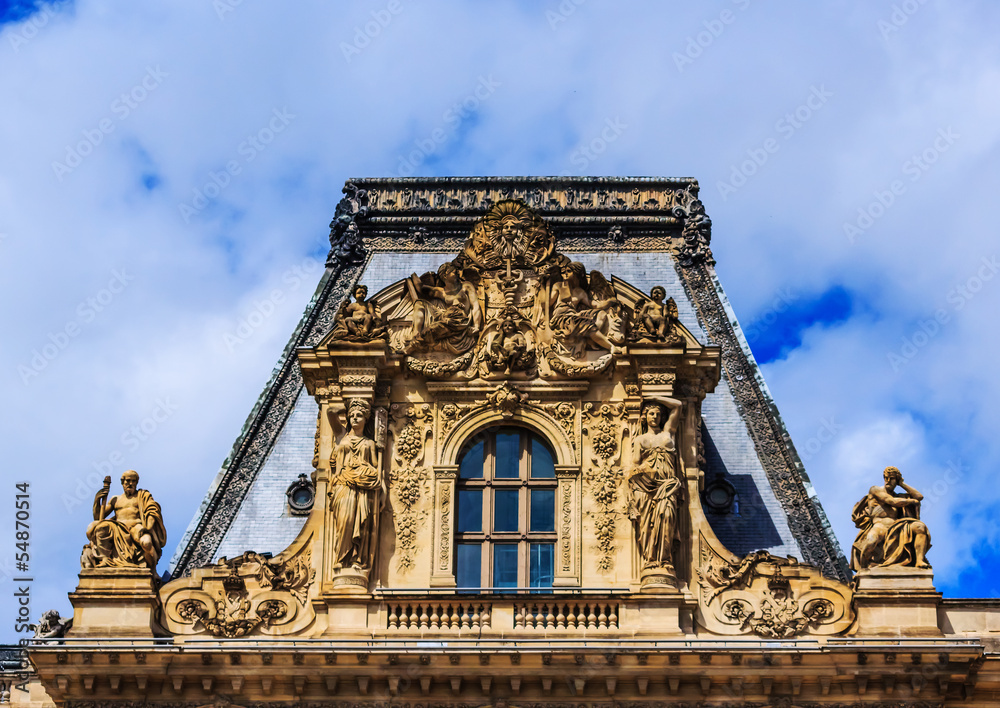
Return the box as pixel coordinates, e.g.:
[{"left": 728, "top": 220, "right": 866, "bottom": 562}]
[
  {"left": 853, "top": 566, "right": 942, "bottom": 637},
  {"left": 67, "top": 568, "right": 159, "bottom": 637}
]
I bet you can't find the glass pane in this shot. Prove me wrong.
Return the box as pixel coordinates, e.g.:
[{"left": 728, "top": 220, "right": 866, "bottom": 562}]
[
  {"left": 494, "top": 489, "right": 519, "bottom": 532},
  {"left": 530, "top": 489, "right": 555, "bottom": 533},
  {"left": 530, "top": 543, "right": 554, "bottom": 588},
  {"left": 459, "top": 439, "right": 484, "bottom": 479},
  {"left": 457, "top": 490, "right": 482, "bottom": 532},
  {"left": 531, "top": 436, "right": 555, "bottom": 478},
  {"left": 456, "top": 544, "right": 481, "bottom": 589},
  {"left": 495, "top": 430, "right": 520, "bottom": 478},
  {"left": 493, "top": 544, "right": 519, "bottom": 588}
]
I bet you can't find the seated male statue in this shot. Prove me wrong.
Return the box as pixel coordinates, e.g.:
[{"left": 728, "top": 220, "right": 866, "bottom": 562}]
[
  {"left": 82, "top": 470, "right": 166, "bottom": 571},
  {"left": 851, "top": 466, "right": 931, "bottom": 571}
]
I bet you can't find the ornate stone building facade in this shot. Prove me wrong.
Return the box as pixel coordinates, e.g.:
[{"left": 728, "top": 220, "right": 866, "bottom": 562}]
[{"left": 9, "top": 177, "right": 1000, "bottom": 706}]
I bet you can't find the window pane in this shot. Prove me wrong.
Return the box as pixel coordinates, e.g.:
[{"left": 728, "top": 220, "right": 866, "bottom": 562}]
[
  {"left": 459, "top": 439, "right": 484, "bottom": 479},
  {"left": 457, "top": 490, "right": 482, "bottom": 532},
  {"left": 530, "top": 489, "right": 555, "bottom": 533},
  {"left": 495, "top": 430, "right": 520, "bottom": 478},
  {"left": 494, "top": 489, "right": 519, "bottom": 532},
  {"left": 531, "top": 436, "right": 555, "bottom": 478},
  {"left": 456, "top": 544, "right": 481, "bottom": 589},
  {"left": 493, "top": 544, "right": 519, "bottom": 588},
  {"left": 530, "top": 543, "right": 554, "bottom": 588}
]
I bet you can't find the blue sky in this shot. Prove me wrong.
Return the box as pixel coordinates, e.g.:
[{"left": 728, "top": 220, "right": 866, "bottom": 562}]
[{"left": 1, "top": 1, "right": 999, "bottom": 641}]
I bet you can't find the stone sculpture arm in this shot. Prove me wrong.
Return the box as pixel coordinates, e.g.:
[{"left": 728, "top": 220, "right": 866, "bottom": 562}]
[
  {"left": 92, "top": 476, "right": 113, "bottom": 521},
  {"left": 870, "top": 484, "right": 918, "bottom": 508}
]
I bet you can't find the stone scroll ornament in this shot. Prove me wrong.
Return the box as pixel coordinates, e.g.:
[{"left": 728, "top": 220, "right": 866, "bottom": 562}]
[
  {"left": 851, "top": 465, "right": 932, "bottom": 570},
  {"left": 627, "top": 397, "right": 684, "bottom": 586},
  {"left": 80, "top": 470, "right": 166, "bottom": 572},
  {"left": 328, "top": 398, "right": 387, "bottom": 575}
]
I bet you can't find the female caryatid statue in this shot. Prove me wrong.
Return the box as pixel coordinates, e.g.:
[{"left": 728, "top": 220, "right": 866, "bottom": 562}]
[
  {"left": 628, "top": 397, "right": 684, "bottom": 584},
  {"left": 328, "top": 399, "right": 386, "bottom": 574}
]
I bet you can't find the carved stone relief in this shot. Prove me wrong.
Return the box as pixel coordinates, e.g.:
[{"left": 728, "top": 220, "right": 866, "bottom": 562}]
[
  {"left": 697, "top": 537, "right": 852, "bottom": 637},
  {"left": 582, "top": 402, "right": 627, "bottom": 573},
  {"left": 388, "top": 404, "right": 433, "bottom": 573}
]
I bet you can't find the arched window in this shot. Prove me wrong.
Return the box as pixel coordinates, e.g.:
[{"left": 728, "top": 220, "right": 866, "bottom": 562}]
[{"left": 455, "top": 427, "right": 557, "bottom": 590}]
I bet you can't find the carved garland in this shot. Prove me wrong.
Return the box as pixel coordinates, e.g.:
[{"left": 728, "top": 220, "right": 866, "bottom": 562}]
[
  {"left": 389, "top": 404, "right": 433, "bottom": 573},
  {"left": 582, "top": 402, "right": 626, "bottom": 573}
]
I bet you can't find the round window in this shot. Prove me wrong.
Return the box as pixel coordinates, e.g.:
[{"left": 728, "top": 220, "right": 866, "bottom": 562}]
[{"left": 286, "top": 474, "right": 315, "bottom": 515}]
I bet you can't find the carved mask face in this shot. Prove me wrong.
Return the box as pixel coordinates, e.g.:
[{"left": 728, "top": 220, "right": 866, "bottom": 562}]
[{"left": 499, "top": 218, "right": 522, "bottom": 242}]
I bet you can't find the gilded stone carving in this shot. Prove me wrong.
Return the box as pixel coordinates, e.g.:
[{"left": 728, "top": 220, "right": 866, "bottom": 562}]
[
  {"left": 627, "top": 398, "right": 684, "bottom": 587},
  {"left": 404, "top": 263, "right": 482, "bottom": 355},
  {"left": 851, "top": 466, "right": 932, "bottom": 571},
  {"left": 81, "top": 470, "right": 166, "bottom": 571},
  {"left": 459, "top": 198, "right": 555, "bottom": 269},
  {"left": 697, "top": 538, "right": 853, "bottom": 637},
  {"left": 246, "top": 550, "right": 315, "bottom": 606},
  {"left": 583, "top": 402, "right": 626, "bottom": 572},
  {"left": 176, "top": 568, "right": 287, "bottom": 638},
  {"left": 486, "top": 381, "right": 528, "bottom": 417},
  {"left": 438, "top": 485, "right": 452, "bottom": 572},
  {"left": 328, "top": 399, "right": 386, "bottom": 576},
  {"left": 630, "top": 287, "right": 684, "bottom": 346},
  {"left": 479, "top": 309, "right": 537, "bottom": 377},
  {"left": 539, "top": 261, "right": 623, "bottom": 357},
  {"left": 721, "top": 570, "right": 831, "bottom": 639},
  {"left": 388, "top": 404, "right": 433, "bottom": 573},
  {"left": 329, "top": 284, "right": 387, "bottom": 343}
]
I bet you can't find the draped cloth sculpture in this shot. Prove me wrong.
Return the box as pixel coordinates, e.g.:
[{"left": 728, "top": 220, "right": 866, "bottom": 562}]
[
  {"left": 82, "top": 470, "right": 166, "bottom": 571},
  {"left": 328, "top": 399, "right": 386, "bottom": 573},
  {"left": 851, "top": 466, "right": 932, "bottom": 571},
  {"left": 628, "top": 397, "right": 684, "bottom": 585}
]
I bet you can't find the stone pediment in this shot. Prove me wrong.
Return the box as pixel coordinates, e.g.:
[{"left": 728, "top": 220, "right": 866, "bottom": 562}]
[{"left": 316, "top": 199, "right": 708, "bottom": 385}]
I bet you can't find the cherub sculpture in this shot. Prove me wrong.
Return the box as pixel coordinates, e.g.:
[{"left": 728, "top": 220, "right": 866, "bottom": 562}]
[
  {"left": 631, "top": 286, "right": 682, "bottom": 344},
  {"left": 330, "top": 284, "right": 386, "bottom": 342}
]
